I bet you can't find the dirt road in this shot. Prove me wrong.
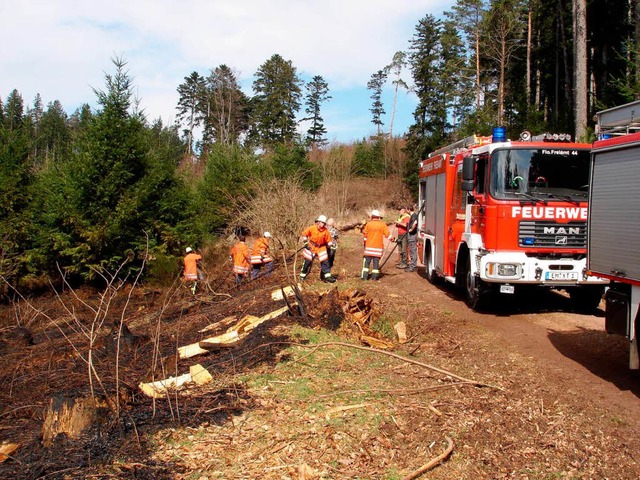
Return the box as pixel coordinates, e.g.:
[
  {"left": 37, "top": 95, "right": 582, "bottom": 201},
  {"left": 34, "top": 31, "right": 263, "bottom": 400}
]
[{"left": 336, "top": 231, "right": 640, "bottom": 477}]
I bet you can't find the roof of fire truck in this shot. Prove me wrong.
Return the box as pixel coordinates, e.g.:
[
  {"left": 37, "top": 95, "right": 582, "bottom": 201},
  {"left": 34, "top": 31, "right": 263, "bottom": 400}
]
[{"left": 428, "top": 130, "right": 586, "bottom": 159}]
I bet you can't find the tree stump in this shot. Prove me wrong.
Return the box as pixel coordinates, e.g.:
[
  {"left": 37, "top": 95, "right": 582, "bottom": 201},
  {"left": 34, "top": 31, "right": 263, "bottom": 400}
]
[{"left": 41, "top": 395, "right": 110, "bottom": 447}]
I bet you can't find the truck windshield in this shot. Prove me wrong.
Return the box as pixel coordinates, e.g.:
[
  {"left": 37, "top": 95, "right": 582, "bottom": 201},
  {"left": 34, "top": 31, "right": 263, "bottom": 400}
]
[{"left": 489, "top": 147, "right": 590, "bottom": 201}]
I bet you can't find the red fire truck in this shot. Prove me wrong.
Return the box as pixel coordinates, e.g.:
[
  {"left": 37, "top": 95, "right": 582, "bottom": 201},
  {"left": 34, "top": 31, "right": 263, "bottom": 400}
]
[
  {"left": 589, "top": 101, "right": 640, "bottom": 369},
  {"left": 417, "top": 128, "right": 607, "bottom": 310}
]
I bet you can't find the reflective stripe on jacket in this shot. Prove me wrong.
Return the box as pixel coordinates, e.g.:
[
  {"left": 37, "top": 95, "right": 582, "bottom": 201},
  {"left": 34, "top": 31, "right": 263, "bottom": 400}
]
[
  {"left": 183, "top": 252, "right": 202, "bottom": 280},
  {"left": 251, "top": 237, "right": 273, "bottom": 264},
  {"left": 301, "top": 224, "right": 331, "bottom": 259},
  {"left": 362, "top": 219, "right": 391, "bottom": 258},
  {"left": 230, "top": 242, "right": 250, "bottom": 274}
]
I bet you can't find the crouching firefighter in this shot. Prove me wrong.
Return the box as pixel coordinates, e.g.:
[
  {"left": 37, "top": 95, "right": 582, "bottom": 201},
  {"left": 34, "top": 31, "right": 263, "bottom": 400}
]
[{"left": 299, "top": 215, "right": 336, "bottom": 283}]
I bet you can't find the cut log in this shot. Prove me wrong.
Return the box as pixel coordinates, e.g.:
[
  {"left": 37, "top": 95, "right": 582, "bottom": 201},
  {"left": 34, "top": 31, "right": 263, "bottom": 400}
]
[
  {"left": 271, "top": 285, "right": 298, "bottom": 301},
  {"left": 394, "top": 322, "right": 407, "bottom": 343},
  {"left": 232, "top": 315, "right": 260, "bottom": 334},
  {"left": 178, "top": 305, "right": 293, "bottom": 359},
  {"left": 138, "top": 364, "right": 212, "bottom": 398},
  {"left": 199, "top": 315, "right": 238, "bottom": 333},
  {"left": 189, "top": 364, "right": 213, "bottom": 385}
]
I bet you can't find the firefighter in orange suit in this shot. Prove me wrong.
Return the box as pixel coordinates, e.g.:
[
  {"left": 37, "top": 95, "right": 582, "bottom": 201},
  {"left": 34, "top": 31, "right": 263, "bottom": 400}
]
[
  {"left": 230, "top": 235, "right": 251, "bottom": 284},
  {"left": 361, "top": 210, "right": 394, "bottom": 280},
  {"left": 250, "top": 232, "right": 274, "bottom": 279},
  {"left": 299, "top": 215, "right": 336, "bottom": 283},
  {"left": 183, "top": 247, "right": 203, "bottom": 294}
]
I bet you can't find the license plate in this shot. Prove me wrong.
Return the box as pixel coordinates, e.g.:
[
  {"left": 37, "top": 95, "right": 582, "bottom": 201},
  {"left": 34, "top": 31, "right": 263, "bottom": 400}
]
[
  {"left": 545, "top": 271, "right": 578, "bottom": 281},
  {"left": 500, "top": 285, "right": 515, "bottom": 294}
]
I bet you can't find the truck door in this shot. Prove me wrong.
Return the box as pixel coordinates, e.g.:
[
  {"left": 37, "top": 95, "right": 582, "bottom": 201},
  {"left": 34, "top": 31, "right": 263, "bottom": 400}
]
[{"left": 448, "top": 160, "right": 467, "bottom": 270}]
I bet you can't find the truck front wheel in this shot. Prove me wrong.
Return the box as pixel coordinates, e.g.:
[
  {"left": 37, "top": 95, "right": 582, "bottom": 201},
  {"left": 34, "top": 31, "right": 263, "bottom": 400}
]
[
  {"left": 464, "top": 255, "right": 488, "bottom": 310},
  {"left": 569, "top": 285, "right": 605, "bottom": 313}
]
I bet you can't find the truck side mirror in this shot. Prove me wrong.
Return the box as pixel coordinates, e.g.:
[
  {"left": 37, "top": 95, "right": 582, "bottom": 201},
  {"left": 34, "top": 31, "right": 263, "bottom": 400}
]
[{"left": 462, "top": 156, "right": 475, "bottom": 191}]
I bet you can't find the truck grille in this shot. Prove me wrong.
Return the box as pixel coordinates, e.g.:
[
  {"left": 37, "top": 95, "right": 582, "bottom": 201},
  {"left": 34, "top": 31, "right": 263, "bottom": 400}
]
[{"left": 518, "top": 221, "right": 587, "bottom": 248}]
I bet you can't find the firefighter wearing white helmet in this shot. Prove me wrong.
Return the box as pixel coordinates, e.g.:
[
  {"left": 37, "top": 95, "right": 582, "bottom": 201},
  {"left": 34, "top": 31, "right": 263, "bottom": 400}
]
[
  {"left": 183, "top": 247, "right": 202, "bottom": 294},
  {"left": 299, "top": 215, "right": 336, "bottom": 283},
  {"left": 361, "top": 209, "right": 394, "bottom": 280},
  {"left": 250, "top": 231, "right": 274, "bottom": 279}
]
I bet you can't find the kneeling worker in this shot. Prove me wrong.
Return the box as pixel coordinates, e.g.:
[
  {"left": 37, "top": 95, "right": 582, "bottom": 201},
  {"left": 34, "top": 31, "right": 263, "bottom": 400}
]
[{"left": 299, "top": 215, "right": 336, "bottom": 283}]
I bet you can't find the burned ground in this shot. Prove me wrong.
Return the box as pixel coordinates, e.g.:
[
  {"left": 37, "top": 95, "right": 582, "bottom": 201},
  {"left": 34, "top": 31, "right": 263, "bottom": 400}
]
[{"left": 1, "top": 232, "right": 639, "bottom": 479}]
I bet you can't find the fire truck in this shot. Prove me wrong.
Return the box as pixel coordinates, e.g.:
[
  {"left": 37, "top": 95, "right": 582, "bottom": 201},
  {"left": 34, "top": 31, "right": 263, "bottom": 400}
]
[
  {"left": 589, "top": 101, "right": 640, "bottom": 369},
  {"left": 417, "top": 127, "right": 607, "bottom": 310}
]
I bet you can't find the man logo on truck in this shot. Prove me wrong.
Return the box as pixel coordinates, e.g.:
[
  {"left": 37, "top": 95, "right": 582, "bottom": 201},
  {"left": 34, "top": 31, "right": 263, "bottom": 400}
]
[{"left": 544, "top": 226, "right": 581, "bottom": 235}]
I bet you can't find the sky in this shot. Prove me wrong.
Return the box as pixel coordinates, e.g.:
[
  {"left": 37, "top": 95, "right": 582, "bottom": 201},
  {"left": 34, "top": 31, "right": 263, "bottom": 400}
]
[{"left": 1, "top": 0, "right": 455, "bottom": 144}]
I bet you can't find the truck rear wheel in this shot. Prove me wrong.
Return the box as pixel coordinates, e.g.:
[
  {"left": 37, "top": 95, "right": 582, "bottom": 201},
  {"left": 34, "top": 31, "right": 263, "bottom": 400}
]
[
  {"left": 569, "top": 286, "right": 605, "bottom": 313},
  {"left": 424, "top": 242, "right": 440, "bottom": 285}
]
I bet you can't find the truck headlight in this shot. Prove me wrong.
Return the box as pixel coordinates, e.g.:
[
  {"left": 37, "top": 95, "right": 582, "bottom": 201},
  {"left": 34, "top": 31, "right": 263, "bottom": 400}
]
[{"left": 486, "top": 263, "right": 520, "bottom": 278}]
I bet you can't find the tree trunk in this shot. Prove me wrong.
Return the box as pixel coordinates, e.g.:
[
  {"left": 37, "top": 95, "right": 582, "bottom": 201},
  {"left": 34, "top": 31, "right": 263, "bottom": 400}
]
[
  {"left": 499, "top": 37, "right": 506, "bottom": 125},
  {"left": 573, "top": 0, "right": 588, "bottom": 140},
  {"left": 527, "top": 5, "right": 533, "bottom": 106},
  {"left": 636, "top": 0, "right": 640, "bottom": 88},
  {"left": 476, "top": 22, "right": 482, "bottom": 109}
]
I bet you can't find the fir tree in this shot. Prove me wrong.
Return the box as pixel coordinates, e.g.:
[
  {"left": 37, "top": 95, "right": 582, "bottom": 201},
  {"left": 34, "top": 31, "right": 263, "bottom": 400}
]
[
  {"left": 250, "top": 54, "right": 303, "bottom": 148},
  {"left": 304, "top": 75, "right": 331, "bottom": 147}
]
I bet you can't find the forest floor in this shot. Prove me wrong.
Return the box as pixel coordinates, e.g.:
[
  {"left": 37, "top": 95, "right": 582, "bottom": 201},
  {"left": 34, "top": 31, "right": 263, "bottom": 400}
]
[{"left": 1, "top": 231, "right": 639, "bottom": 479}]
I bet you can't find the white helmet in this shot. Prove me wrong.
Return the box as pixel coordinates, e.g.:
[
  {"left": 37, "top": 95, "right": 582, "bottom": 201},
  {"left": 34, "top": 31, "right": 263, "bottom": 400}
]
[
  {"left": 263, "top": 232, "right": 271, "bottom": 238},
  {"left": 371, "top": 210, "right": 381, "bottom": 218},
  {"left": 316, "top": 215, "right": 328, "bottom": 223},
  {"left": 185, "top": 247, "right": 193, "bottom": 253}
]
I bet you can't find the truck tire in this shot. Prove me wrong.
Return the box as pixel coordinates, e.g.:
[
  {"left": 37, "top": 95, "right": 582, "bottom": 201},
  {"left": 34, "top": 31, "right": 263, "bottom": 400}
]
[
  {"left": 424, "top": 242, "right": 440, "bottom": 285},
  {"left": 464, "top": 255, "right": 488, "bottom": 310},
  {"left": 569, "top": 285, "right": 605, "bottom": 313}
]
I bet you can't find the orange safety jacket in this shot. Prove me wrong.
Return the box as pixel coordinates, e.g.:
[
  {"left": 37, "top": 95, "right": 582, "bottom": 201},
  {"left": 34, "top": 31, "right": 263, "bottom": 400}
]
[
  {"left": 251, "top": 237, "right": 273, "bottom": 265},
  {"left": 230, "top": 242, "right": 250, "bottom": 274},
  {"left": 301, "top": 224, "right": 331, "bottom": 262},
  {"left": 362, "top": 219, "right": 391, "bottom": 258},
  {"left": 183, "top": 252, "right": 202, "bottom": 280},
  {"left": 396, "top": 213, "right": 410, "bottom": 235}
]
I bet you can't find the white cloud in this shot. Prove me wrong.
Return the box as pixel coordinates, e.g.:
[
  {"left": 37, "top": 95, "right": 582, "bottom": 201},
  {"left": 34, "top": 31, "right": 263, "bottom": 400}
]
[{"left": 1, "top": 0, "right": 453, "bottom": 141}]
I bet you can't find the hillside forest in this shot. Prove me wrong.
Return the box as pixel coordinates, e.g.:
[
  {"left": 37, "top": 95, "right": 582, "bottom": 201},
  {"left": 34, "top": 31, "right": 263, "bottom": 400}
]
[{"left": 1, "top": 0, "right": 638, "bottom": 293}]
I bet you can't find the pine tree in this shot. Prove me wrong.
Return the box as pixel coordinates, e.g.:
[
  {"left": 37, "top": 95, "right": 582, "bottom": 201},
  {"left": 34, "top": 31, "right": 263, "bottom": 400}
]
[
  {"left": 407, "top": 14, "right": 445, "bottom": 158},
  {"left": 304, "top": 75, "right": 331, "bottom": 147},
  {"left": 3, "top": 89, "right": 24, "bottom": 131},
  {"left": 250, "top": 54, "right": 303, "bottom": 148},
  {"left": 176, "top": 71, "right": 206, "bottom": 155},
  {"left": 32, "top": 57, "right": 190, "bottom": 280},
  {"left": 39, "top": 100, "right": 71, "bottom": 166},
  {"left": 385, "top": 51, "right": 409, "bottom": 137},
  {"left": 0, "top": 89, "right": 33, "bottom": 284},
  {"left": 481, "top": 0, "right": 527, "bottom": 126},
  {"left": 367, "top": 70, "right": 388, "bottom": 136},
  {"left": 203, "top": 65, "right": 249, "bottom": 147},
  {"left": 447, "top": 0, "right": 487, "bottom": 110},
  {"left": 441, "top": 19, "right": 473, "bottom": 131}
]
